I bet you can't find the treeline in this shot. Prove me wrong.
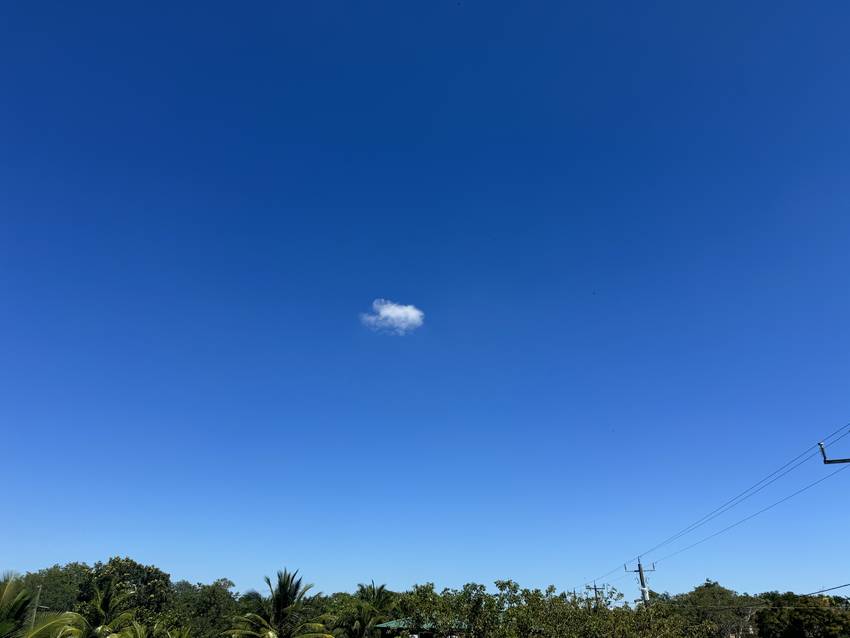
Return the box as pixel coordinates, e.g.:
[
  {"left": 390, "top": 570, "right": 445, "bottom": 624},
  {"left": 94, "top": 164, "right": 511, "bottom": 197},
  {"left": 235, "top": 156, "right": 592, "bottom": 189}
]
[{"left": 3, "top": 557, "right": 849, "bottom": 638}]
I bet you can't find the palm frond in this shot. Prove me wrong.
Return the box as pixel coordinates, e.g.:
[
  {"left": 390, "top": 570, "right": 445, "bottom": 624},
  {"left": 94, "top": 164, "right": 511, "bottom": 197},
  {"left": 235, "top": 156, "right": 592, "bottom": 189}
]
[
  {"left": 1, "top": 574, "right": 34, "bottom": 638},
  {"left": 18, "top": 612, "right": 79, "bottom": 638}
]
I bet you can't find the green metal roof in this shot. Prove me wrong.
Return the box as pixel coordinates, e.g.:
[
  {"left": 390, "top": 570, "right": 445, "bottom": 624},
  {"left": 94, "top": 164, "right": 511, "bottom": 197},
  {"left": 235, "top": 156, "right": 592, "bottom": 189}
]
[
  {"left": 375, "top": 619, "right": 415, "bottom": 629},
  {"left": 375, "top": 619, "right": 464, "bottom": 631}
]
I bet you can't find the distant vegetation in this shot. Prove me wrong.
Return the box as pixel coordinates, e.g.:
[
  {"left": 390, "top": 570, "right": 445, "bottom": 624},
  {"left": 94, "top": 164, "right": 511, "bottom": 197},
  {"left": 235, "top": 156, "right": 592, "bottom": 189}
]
[{"left": 3, "top": 557, "right": 849, "bottom": 638}]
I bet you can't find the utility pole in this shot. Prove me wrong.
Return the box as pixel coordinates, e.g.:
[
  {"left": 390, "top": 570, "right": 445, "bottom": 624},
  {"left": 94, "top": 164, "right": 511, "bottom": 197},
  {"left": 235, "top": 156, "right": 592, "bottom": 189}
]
[
  {"left": 29, "top": 585, "right": 42, "bottom": 630},
  {"left": 592, "top": 582, "right": 603, "bottom": 611},
  {"left": 625, "top": 558, "right": 656, "bottom": 607},
  {"left": 819, "top": 442, "right": 850, "bottom": 464}
]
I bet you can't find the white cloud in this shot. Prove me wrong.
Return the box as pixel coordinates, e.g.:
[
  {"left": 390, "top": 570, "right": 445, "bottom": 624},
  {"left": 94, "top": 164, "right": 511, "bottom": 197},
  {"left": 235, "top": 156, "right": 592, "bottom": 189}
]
[{"left": 360, "top": 298, "right": 424, "bottom": 335}]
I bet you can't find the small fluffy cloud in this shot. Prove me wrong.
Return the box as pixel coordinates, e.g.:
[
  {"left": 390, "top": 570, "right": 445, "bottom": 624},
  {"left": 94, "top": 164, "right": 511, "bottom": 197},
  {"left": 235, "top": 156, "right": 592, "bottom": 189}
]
[{"left": 360, "top": 298, "right": 424, "bottom": 335}]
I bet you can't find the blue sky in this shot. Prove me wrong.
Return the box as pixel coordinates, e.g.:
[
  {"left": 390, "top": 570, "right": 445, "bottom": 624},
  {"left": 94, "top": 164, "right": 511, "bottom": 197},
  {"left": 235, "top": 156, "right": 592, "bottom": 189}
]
[{"left": 2, "top": 1, "right": 850, "bottom": 598}]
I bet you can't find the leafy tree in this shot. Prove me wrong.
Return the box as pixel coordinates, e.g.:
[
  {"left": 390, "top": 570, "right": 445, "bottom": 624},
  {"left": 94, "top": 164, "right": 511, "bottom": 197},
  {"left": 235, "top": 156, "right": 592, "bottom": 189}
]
[
  {"left": 755, "top": 592, "right": 850, "bottom": 638},
  {"left": 9, "top": 558, "right": 850, "bottom": 638},
  {"left": 22, "top": 565, "right": 92, "bottom": 615},
  {"left": 397, "top": 583, "right": 455, "bottom": 636},
  {"left": 78, "top": 559, "right": 171, "bottom": 626},
  {"left": 308, "top": 594, "right": 355, "bottom": 623},
  {"left": 665, "top": 580, "right": 761, "bottom": 637},
  {"left": 165, "top": 580, "right": 237, "bottom": 638},
  {"left": 461, "top": 584, "right": 502, "bottom": 638}
]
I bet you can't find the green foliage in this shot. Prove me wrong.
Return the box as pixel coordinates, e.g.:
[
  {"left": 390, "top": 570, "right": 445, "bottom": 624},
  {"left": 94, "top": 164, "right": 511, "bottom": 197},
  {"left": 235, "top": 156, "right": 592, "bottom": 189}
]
[
  {"left": 330, "top": 601, "right": 381, "bottom": 638},
  {"left": 7, "top": 558, "right": 850, "bottom": 638},
  {"left": 755, "top": 592, "right": 850, "bottom": 638},
  {"left": 78, "top": 559, "right": 171, "bottom": 627},
  {"left": 353, "top": 584, "right": 395, "bottom": 619},
  {"left": 22, "top": 565, "right": 91, "bottom": 616},
  {"left": 153, "top": 623, "right": 192, "bottom": 638},
  {"left": 397, "top": 579, "right": 713, "bottom": 638},
  {"left": 0, "top": 573, "right": 83, "bottom": 638},
  {"left": 663, "top": 580, "right": 762, "bottom": 638},
  {"left": 78, "top": 578, "right": 136, "bottom": 635},
  {"left": 164, "top": 580, "right": 237, "bottom": 638},
  {"left": 325, "top": 581, "right": 398, "bottom": 638},
  {"left": 1, "top": 573, "right": 34, "bottom": 638},
  {"left": 397, "top": 583, "right": 454, "bottom": 636},
  {"left": 20, "top": 612, "right": 81, "bottom": 638},
  {"left": 228, "top": 570, "right": 319, "bottom": 638}
]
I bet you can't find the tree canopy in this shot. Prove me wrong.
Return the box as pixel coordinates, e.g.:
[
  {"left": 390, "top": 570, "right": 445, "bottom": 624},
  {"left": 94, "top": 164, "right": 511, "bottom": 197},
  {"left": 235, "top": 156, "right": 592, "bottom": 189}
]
[{"left": 4, "top": 558, "right": 848, "bottom": 638}]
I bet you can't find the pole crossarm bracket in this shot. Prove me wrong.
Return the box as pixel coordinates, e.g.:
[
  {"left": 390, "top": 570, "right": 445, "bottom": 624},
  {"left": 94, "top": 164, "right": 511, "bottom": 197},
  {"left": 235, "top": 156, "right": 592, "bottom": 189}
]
[{"left": 819, "top": 442, "right": 850, "bottom": 465}]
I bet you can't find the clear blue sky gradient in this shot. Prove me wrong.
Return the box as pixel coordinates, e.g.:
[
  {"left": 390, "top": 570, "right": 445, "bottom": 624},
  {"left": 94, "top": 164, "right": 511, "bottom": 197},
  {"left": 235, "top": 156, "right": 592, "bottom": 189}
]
[{"left": 2, "top": 1, "right": 850, "bottom": 598}]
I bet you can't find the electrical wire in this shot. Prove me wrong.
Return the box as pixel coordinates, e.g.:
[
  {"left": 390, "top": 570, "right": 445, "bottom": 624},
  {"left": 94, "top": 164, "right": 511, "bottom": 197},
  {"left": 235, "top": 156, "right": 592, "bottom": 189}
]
[
  {"left": 803, "top": 583, "right": 850, "bottom": 596},
  {"left": 655, "top": 464, "right": 849, "bottom": 564},
  {"left": 578, "top": 423, "right": 850, "bottom": 590},
  {"left": 643, "top": 427, "right": 850, "bottom": 561},
  {"left": 650, "top": 583, "right": 850, "bottom": 611}
]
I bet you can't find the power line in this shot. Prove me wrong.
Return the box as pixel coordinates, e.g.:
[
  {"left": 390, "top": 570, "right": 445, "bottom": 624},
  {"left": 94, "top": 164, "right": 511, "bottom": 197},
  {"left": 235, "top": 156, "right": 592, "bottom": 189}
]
[
  {"left": 641, "top": 427, "right": 850, "bottom": 561},
  {"left": 578, "top": 424, "right": 850, "bottom": 590},
  {"left": 607, "top": 572, "right": 632, "bottom": 585},
  {"left": 654, "top": 602, "right": 846, "bottom": 611},
  {"left": 638, "top": 451, "right": 813, "bottom": 556},
  {"left": 587, "top": 583, "right": 850, "bottom": 613},
  {"left": 803, "top": 583, "right": 850, "bottom": 597},
  {"left": 655, "top": 464, "right": 849, "bottom": 564},
  {"left": 650, "top": 583, "right": 850, "bottom": 611}
]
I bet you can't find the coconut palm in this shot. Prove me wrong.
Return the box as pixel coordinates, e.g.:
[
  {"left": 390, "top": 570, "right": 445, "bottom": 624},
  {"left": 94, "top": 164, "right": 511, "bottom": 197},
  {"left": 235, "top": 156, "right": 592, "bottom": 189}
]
[
  {"left": 1, "top": 573, "right": 32, "bottom": 638},
  {"left": 229, "top": 571, "right": 330, "bottom": 638},
  {"left": 24, "top": 613, "right": 82, "bottom": 638},
  {"left": 45, "top": 580, "right": 135, "bottom": 638},
  {"left": 72, "top": 619, "right": 188, "bottom": 638},
  {"left": 229, "top": 613, "right": 332, "bottom": 638},
  {"left": 152, "top": 623, "right": 190, "bottom": 638},
  {"left": 73, "top": 580, "right": 134, "bottom": 638},
  {"left": 117, "top": 622, "right": 149, "bottom": 638},
  {"left": 353, "top": 584, "right": 394, "bottom": 617},
  {"left": 289, "top": 624, "right": 332, "bottom": 638},
  {"left": 331, "top": 603, "right": 380, "bottom": 638},
  {"left": 1, "top": 572, "right": 81, "bottom": 638}
]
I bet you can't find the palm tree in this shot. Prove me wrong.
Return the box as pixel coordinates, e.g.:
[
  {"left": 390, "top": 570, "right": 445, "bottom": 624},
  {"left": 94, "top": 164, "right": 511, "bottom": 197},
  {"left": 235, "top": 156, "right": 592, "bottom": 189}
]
[
  {"left": 37, "top": 580, "right": 136, "bottom": 638},
  {"left": 229, "top": 570, "right": 331, "bottom": 638},
  {"left": 152, "top": 623, "right": 190, "bottom": 638},
  {"left": 334, "top": 582, "right": 395, "bottom": 638},
  {"left": 1, "top": 573, "right": 80, "bottom": 638},
  {"left": 230, "top": 614, "right": 332, "bottom": 638},
  {"left": 332, "top": 603, "right": 379, "bottom": 638},
  {"left": 1, "top": 573, "right": 32, "bottom": 638},
  {"left": 117, "top": 621, "right": 149, "bottom": 638},
  {"left": 353, "top": 584, "right": 394, "bottom": 617},
  {"left": 25, "top": 614, "right": 84, "bottom": 638},
  {"left": 74, "top": 580, "right": 134, "bottom": 638},
  {"left": 74, "top": 619, "right": 189, "bottom": 638}
]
